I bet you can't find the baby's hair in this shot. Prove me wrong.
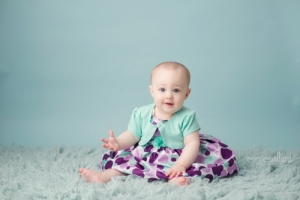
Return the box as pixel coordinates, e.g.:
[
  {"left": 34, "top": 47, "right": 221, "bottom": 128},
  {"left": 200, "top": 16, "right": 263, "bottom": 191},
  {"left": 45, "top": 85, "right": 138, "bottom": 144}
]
[{"left": 150, "top": 61, "right": 190, "bottom": 86}]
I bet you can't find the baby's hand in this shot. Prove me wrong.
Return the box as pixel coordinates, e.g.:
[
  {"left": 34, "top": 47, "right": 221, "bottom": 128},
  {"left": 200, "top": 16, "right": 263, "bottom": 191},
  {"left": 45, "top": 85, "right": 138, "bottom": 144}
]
[
  {"left": 165, "top": 163, "right": 187, "bottom": 179},
  {"left": 101, "top": 130, "right": 120, "bottom": 151}
]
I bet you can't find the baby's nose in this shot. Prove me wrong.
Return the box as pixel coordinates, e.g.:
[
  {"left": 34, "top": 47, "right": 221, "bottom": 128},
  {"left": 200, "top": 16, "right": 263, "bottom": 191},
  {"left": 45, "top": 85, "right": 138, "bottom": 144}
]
[{"left": 165, "top": 91, "right": 173, "bottom": 98}]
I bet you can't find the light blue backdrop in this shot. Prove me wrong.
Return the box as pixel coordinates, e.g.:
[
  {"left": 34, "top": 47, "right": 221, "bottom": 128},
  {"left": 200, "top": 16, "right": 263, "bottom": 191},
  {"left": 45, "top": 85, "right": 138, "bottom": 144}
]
[{"left": 0, "top": 1, "right": 299, "bottom": 149}]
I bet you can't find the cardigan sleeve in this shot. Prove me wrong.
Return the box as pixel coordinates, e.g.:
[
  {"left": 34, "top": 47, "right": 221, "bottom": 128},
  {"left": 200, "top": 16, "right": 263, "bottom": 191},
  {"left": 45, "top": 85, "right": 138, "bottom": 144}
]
[
  {"left": 127, "top": 107, "right": 142, "bottom": 139},
  {"left": 181, "top": 110, "right": 201, "bottom": 137}
]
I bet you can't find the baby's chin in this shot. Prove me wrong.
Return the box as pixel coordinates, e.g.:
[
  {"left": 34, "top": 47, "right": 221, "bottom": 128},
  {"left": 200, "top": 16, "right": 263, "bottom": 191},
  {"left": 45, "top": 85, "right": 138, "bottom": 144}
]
[{"left": 167, "top": 106, "right": 183, "bottom": 114}]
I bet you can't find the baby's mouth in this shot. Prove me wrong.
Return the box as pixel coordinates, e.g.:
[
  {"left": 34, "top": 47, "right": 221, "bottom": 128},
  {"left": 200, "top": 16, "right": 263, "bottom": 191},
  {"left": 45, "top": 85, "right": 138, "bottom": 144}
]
[{"left": 165, "top": 103, "right": 174, "bottom": 106}]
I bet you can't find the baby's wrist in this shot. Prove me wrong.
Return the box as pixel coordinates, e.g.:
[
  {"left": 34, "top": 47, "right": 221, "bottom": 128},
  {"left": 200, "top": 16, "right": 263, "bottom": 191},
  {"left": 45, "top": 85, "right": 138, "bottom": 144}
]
[{"left": 176, "top": 162, "right": 187, "bottom": 169}]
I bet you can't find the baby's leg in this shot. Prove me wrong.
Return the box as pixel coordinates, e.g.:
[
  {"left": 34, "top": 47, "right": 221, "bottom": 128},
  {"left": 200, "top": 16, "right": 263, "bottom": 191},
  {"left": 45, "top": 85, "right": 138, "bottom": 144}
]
[
  {"left": 168, "top": 177, "right": 189, "bottom": 186},
  {"left": 79, "top": 168, "right": 126, "bottom": 183}
]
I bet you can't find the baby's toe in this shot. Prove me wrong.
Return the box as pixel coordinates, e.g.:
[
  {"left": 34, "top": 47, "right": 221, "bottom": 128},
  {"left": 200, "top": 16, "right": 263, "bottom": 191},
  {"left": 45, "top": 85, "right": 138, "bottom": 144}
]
[{"left": 179, "top": 177, "right": 189, "bottom": 185}]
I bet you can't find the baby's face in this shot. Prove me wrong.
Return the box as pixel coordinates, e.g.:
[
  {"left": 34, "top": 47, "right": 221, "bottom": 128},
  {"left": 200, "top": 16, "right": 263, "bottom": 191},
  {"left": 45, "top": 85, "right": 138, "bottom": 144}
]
[{"left": 149, "top": 67, "right": 190, "bottom": 119}]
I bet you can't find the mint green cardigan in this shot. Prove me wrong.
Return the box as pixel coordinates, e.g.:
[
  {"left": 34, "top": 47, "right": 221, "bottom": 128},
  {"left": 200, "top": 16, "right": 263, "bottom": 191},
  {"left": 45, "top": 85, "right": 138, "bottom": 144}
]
[{"left": 127, "top": 103, "right": 200, "bottom": 149}]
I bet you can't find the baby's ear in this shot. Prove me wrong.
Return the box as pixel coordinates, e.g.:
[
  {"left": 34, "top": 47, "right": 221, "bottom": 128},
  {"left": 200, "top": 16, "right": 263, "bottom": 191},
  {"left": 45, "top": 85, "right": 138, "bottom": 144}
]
[
  {"left": 185, "top": 88, "right": 191, "bottom": 99},
  {"left": 149, "top": 85, "right": 154, "bottom": 97}
]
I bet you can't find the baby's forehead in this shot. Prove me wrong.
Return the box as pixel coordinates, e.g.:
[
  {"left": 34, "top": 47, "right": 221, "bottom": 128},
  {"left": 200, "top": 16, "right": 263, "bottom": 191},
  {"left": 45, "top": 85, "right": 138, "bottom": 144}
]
[{"left": 152, "top": 68, "right": 189, "bottom": 86}]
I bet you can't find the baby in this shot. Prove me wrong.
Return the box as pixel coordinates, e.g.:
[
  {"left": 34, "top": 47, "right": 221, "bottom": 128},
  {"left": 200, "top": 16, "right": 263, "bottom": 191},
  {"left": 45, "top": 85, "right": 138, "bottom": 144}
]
[{"left": 79, "top": 62, "right": 238, "bottom": 185}]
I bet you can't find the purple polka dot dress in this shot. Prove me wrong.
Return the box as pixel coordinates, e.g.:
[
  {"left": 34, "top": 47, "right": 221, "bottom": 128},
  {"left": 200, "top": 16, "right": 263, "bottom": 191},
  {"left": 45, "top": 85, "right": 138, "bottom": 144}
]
[{"left": 100, "top": 115, "right": 238, "bottom": 182}]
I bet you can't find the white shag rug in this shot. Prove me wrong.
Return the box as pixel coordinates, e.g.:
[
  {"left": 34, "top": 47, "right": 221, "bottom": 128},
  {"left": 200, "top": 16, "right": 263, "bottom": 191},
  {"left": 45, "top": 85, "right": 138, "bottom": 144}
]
[{"left": 0, "top": 145, "right": 299, "bottom": 200}]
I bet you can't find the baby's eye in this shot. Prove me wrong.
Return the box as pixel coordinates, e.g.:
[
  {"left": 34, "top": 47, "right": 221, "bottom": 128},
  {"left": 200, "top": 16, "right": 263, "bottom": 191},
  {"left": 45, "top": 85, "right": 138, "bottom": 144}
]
[
  {"left": 159, "top": 88, "right": 165, "bottom": 92},
  {"left": 173, "top": 89, "right": 180, "bottom": 93}
]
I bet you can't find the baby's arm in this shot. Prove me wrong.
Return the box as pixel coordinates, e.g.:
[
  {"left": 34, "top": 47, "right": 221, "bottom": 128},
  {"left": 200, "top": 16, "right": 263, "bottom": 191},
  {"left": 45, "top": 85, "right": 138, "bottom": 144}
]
[
  {"left": 166, "top": 131, "right": 200, "bottom": 178},
  {"left": 177, "top": 131, "right": 200, "bottom": 168},
  {"left": 115, "top": 130, "right": 139, "bottom": 150},
  {"left": 101, "top": 130, "right": 139, "bottom": 151}
]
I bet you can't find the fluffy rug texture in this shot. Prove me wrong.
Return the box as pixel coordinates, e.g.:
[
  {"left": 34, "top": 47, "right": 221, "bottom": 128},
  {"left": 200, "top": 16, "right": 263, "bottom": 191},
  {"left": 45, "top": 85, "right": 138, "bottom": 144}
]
[{"left": 0, "top": 145, "right": 299, "bottom": 200}]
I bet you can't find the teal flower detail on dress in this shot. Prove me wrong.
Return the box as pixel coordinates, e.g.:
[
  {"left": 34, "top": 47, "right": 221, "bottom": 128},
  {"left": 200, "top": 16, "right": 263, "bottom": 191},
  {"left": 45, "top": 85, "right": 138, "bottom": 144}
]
[{"left": 152, "top": 136, "right": 166, "bottom": 148}]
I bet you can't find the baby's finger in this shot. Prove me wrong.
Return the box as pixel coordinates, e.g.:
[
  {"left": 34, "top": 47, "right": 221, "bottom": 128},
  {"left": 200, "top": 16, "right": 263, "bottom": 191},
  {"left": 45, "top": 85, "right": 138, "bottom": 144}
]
[
  {"left": 101, "top": 138, "right": 108, "bottom": 143},
  {"left": 110, "top": 147, "right": 117, "bottom": 151},
  {"left": 108, "top": 146, "right": 116, "bottom": 151},
  {"left": 169, "top": 171, "right": 176, "bottom": 179},
  {"left": 109, "top": 130, "right": 115, "bottom": 138},
  {"left": 170, "top": 171, "right": 176, "bottom": 179},
  {"left": 166, "top": 169, "right": 175, "bottom": 176},
  {"left": 165, "top": 170, "right": 171, "bottom": 176},
  {"left": 175, "top": 171, "right": 181, "bottom": 177}
]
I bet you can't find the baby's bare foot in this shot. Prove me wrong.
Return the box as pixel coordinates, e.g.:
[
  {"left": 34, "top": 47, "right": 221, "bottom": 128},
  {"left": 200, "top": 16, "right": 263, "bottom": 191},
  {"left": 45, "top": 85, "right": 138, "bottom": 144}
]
[
  {"left": 168, "top": 177, "right": 189, "bottom": 186},
  {"left": 78, "top": 168, "right": 109, "bottom": 183}
]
